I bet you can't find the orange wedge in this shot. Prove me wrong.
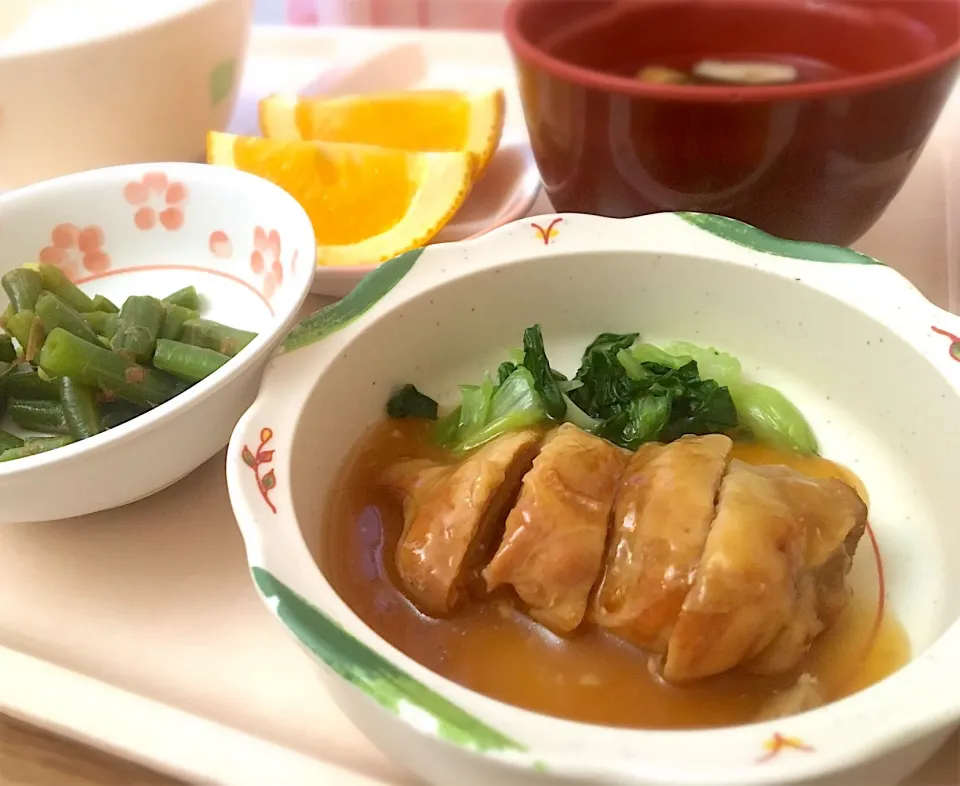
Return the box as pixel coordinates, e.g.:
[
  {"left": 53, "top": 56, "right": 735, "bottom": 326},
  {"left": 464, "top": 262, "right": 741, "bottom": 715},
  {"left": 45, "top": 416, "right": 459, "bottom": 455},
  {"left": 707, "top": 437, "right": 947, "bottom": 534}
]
[
  {"left": 258, "top": 89, "right": 505, "bottom": 176},
  {"left": 207, "top": 132, "right": 473, "bottom": 268}
]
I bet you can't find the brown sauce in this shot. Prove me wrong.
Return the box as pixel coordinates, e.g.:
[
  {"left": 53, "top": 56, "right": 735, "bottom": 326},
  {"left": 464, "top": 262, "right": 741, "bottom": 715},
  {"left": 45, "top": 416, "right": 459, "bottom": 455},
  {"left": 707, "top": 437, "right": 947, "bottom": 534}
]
[{"left": 320, "top": 420, "right": 910, "bottom": 729}]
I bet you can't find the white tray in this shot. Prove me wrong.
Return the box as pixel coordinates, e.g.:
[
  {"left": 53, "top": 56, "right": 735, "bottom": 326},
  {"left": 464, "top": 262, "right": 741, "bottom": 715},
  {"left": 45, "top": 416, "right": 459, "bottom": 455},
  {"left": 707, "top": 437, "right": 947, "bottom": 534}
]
[{"left": 1, "top": 25, "right": 959, "bottom": 786}]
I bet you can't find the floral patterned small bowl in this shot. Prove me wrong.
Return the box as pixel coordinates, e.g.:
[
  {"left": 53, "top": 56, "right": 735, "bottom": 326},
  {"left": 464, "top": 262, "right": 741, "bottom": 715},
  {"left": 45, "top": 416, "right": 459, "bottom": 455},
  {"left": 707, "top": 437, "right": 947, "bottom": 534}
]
[
  {"left": 0, "top": 162, "right": 315, "bottom": 524},
  {"left": 228, "top": 212, "right": 960, "bottom": 786}
]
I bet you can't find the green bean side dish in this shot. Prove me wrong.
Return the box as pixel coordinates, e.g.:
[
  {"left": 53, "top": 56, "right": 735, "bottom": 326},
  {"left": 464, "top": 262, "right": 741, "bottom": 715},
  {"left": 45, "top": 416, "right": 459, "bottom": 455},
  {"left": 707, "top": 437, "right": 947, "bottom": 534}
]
[{"left": 0, "top": 264, "right": 258, "bottom": 462}]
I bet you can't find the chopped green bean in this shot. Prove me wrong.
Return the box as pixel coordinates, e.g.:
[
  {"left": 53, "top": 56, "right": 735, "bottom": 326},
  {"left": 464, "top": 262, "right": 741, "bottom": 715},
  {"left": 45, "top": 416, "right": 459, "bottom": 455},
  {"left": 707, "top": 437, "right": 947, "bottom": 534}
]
[
  {"left": 39, "top": 328, "right": 187, "bottom": 408},
  {"left": 0, "top": 435, "right": 75, "bottom": 461},
  {"left": 6, "top": 310, "right": 34, "bottom": 349},
  {"left": 2, "top": 268, "right": 43, "bottom": 312},
  {"left": 179, "top": 318, "right": 256, "bottom": 357},
  {"left": 35, "top": 292, "right": 101, "bottom": 345},
  {"left": 24, "top": 315, "right": 45, "bottom": 363},
  {"left": 2, "top": 365, "right": 59, "bottom": 400},
  {"left": 110, "top": 295, "right": 165, "bottom": 362},
  {"left": 101, "top": 400, "right": 147, "bottom": 429},
  {"left": 59, "top": 377, "right": 102, "bottom": 440},
  {"left": 153, "top": 339, "right": 229, "bottom": 383},
  {"left": 5, "top": 309, "right": 34, "bottom": 348},
  {"left": 0, "top": 430, "right": 24, "bottom": 452},
  {"left": 8, "top": 398, "right": 69, "bottom": 434},
  {"left": 91, "top": 294, "right": 119, "bottom": 313},
  {"left": 163, "top": 285, "right": 201, "bottom": 311},
  {"left": 82, "top": 311, "right": 120, "bottom": 337},
  {"left": 0, "top": 270, "right": 249, "bottom": 460},
  {"left": 0, "top": 334, "right": 16, "bottom": 363},
  {"left": 24, "top": 263, "right": 96, "bottom": 312},
  {"left": 160, "top": 304, "right": 200, "bottom": 341}
]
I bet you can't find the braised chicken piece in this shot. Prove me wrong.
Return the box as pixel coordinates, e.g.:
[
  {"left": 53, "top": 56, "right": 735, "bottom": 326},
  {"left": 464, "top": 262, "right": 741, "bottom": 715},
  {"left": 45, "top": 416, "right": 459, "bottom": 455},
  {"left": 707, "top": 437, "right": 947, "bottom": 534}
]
[
  {"left": 592, "top": 434, "right": 732, "bottom": 651},
  {"left": 664, "top": 460, "right": 868, "bottom": 682},
  {"left": 483, "top": 424, "right": 629, "bottom": 633},
  {"left": 812, "top": 520, "right": 866, "bottom": 630},
  {"left": 744, "top": 573, "right": 823, "bottom": 676},
  {"left": 380, "top": 459, "right": 453, "bottom": 513},
  {"left": 381, "top": 430, "right": 541, "bottom": 616},
  {"left": 664, "top": 460, "right": 806, "bottom": 682},
  {"left": 743, "top": 463, "right": 867, "bottom": 570},
  {"left": 742, "top": 464, "right": 867, "bottom": 675}
]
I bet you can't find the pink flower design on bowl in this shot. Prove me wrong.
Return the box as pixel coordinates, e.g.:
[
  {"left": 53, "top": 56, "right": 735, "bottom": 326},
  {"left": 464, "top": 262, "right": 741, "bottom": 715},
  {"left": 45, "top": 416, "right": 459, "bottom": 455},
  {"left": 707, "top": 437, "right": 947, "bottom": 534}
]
[
  {"left": 252, "top": 226, "right": 284, "bottom": 299},
  {"left": 124, "top": 172, "right": 188, "bottom": 231},
  {"left": 209, "top": 230, "right": 233, "bottom": 259},
  {"left": 39, "top": 223, "right": 111, "bottom": 280}
]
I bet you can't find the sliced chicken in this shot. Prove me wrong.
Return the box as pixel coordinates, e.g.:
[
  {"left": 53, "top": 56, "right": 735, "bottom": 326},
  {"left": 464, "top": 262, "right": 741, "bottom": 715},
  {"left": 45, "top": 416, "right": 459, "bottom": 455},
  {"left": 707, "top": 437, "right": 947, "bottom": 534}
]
[
  {"left": 382, "top": 430, "right": 541, "bottom": 616},
  {"left": 381, "top": 458, "right": 453, "bottom": 514},
  {"left": 745, "top": 572, "right": 823, "bottom": 675},
  {"left": 664, "top": 459, "right": 869, "bottom": 681},
  {"left": 754, "top": 673, "right": 826, "bottom": 721},
  {"left": 743, "top": 465, "right": 867, "bottom": 674},
  {"left": 483, "top": 423, "right": 629, "bottom": 634},
  {"left": 741, "top": 463, "right": 867, "bottom": 569},
  {"left": 663, "top": 460, "right": 806, "bottom": 682},
  {"left": 812, "top": 523, "right": 865, "bottom": 629},
  {"left": 591, "top": 434, "right": 732, "bottom": 652}
]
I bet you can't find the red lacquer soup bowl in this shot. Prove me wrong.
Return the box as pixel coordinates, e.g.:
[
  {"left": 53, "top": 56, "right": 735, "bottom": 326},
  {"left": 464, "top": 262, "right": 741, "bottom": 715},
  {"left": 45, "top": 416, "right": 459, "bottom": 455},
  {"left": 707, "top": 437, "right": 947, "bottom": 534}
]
[{"left": 504, "top": 0, "right": 960, "bottom": 245}]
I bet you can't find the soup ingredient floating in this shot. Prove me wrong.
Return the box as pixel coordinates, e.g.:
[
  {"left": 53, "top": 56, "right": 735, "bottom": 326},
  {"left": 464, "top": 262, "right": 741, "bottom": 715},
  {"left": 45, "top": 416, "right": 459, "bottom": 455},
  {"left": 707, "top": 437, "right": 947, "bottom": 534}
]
[
  {"left": 0, "top": 265, "right": 256, "bottom": 462},
  {"left": 207, "top": 132, "right": 473, "bottom": 268},
  {"left": 387, "top": 325, "right": 817, "bottom": 454},
  {"left": 258, "top": 89, "right": 506, "bottom": 177},
  {"left": 692, "top": 59, "right": 799, "bottom": 85},
  {"left": 636, "top": 59, "right": 799, "bottom": 86}
]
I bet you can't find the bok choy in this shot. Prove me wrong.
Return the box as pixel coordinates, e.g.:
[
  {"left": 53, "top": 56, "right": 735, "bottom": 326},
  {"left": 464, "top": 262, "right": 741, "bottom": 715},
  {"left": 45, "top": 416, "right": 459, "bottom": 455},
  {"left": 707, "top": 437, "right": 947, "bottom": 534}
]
[{"left": 383, "top": 325, "right": 817, "bottom": 455}]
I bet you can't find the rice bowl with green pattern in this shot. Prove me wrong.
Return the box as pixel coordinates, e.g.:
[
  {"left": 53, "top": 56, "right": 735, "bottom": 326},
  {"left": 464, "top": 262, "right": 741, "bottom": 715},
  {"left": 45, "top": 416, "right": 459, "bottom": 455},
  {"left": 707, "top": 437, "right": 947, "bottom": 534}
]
[{"left": 227, "top": 212, "right": 960, "bottom": 786}]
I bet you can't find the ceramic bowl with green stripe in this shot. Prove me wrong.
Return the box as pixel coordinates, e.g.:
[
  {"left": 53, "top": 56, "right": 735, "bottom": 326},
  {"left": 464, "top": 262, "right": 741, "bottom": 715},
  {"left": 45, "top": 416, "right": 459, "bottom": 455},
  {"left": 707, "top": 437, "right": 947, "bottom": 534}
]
[{"left": 227, "top": 212, "right": 960, "bottom": 786}]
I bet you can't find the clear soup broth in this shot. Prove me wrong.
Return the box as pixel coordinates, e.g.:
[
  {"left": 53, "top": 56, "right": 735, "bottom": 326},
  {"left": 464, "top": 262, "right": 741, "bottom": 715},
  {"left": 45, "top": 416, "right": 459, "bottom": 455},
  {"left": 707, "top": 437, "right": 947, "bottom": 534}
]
[{"left": 320, "top": 420, "right": 910, "bottom": 730}]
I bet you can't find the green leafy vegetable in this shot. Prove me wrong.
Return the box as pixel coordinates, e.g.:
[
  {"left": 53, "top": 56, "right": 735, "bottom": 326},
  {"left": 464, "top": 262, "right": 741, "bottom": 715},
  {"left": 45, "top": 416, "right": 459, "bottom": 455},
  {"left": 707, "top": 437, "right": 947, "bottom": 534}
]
[
  {"left": 454, "top": 367, "right": 545, "bottom": 453},
  {"left": 521, "top": 325, "right": 565, "bottom": 420},
  {"left": 384, "top": 328, "right": 814, "bottom": 455},
  {"left": 386, "top": 384, "right": 438, "bottom": 420},
  {"left": 594, "top": 394, "right": 672, "bottom": 450},
  {"left": 662, "top": 341, "right": 742, "bottom": 388},
  {"left": 561, "top": 391, "right": 600, "bottom": 432},
  {"left": 568, "top": 333, "right": 639, "bottom": 415},
  {"left": 434, "top": 406, "right": 462, "bottom": 447},
  {"left": 656, "top": 340, "right": 816, "bottom": 454},
  {"left": 657, "top": 369, "right": 738, "bottom": 442},
  {"left": 731, "top": 382, "right": 818, "bottom": 454},
  {"left": 631, "top": 342, "right": 688, "bottom": 369},
  {"left": 456, "top": 376, "right": 495, "bottom": 445},
  {"left": 573, "top": 339, "right": 738, "bottom": 449},
  {"left": 496, "top": 361, "right": 517, "bottom": 387}
]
